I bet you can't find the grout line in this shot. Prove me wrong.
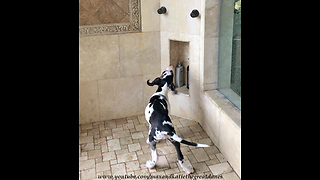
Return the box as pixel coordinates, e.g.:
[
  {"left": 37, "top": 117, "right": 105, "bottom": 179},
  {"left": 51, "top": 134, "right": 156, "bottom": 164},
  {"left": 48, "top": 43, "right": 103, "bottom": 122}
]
[
  {"left": 118, "top": 34, "right": 121, "bottom": 78},
  {"left": 96, "top": 80, "right": 101, "bottom": 122}
]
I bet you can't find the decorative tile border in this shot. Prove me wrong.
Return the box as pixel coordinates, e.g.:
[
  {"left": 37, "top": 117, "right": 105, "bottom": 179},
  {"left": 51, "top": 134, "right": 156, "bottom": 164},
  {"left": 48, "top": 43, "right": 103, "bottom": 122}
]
[{"left": 79, "top": 0, "right": 141, "bottom": 36}]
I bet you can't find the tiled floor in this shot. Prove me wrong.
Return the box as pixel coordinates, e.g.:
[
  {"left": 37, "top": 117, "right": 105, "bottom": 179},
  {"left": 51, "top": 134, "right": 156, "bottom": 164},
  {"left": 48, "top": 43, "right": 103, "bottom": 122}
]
[{"left": 79, "top": 115, "right": 240, "bottom": 180}]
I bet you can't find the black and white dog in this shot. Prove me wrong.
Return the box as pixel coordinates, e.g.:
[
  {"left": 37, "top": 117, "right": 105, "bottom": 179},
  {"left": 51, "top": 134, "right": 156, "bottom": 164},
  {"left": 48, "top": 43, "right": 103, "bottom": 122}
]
[{"left": 144, "top": 66, "right": 209, "bottom": 174}]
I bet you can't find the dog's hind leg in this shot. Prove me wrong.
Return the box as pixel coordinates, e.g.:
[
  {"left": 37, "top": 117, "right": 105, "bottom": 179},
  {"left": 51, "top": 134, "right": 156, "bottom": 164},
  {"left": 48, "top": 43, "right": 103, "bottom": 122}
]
[
  {"left": 169, "top": 139, "right": 194, "bottom": 174},
  {"left": 146, "top": 125, "right": 152, "bottom": 145},
  {"left": 146, "top": 140, "right": 157, "bottom": 169}
]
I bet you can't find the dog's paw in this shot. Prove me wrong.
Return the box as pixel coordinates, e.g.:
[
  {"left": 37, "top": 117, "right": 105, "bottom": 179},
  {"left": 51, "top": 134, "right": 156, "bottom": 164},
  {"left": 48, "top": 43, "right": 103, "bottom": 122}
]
[
  {"left": 179, "top": 160, "right": 194, "bottom": 174},
  {"left": 146, "top": 160, "right": 156, "bottom": 169},
  {"left": 146, "top": 138, "right": 150, "bottom": 145},
  {"left": 183, "top": 165, "right": 194, "bottom": 174}
]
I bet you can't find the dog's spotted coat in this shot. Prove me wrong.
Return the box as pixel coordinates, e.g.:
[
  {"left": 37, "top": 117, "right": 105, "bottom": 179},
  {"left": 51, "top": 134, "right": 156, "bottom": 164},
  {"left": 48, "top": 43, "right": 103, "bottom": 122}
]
[{"left": 144, "top": 66, "right": 209, "bottom": 174}]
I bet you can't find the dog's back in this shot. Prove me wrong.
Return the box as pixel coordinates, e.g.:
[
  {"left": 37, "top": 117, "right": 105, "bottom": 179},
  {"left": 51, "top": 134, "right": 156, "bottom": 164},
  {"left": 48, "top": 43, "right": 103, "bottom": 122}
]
[{"left": 147, "top": 94, "right": 175, "bottom": 140}]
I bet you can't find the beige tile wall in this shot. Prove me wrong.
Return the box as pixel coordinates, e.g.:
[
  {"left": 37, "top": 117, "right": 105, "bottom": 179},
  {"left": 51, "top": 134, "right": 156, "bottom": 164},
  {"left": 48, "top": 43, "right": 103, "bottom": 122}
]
[{"left": 80, "top": 0, "right": 160, "bottom": 124}]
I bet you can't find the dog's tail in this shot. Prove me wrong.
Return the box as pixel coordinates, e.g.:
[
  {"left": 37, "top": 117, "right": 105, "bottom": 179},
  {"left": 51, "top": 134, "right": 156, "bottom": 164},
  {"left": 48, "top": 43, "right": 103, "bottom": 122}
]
[{"left": 170, "top": 133, "right": 210, "bottom": 147}]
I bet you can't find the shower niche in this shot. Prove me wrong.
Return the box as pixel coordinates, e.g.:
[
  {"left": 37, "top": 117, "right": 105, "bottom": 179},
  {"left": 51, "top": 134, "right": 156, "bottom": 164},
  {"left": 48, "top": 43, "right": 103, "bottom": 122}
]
[{"left": 169, "top": 40, "right": 190, "bottom": 95}]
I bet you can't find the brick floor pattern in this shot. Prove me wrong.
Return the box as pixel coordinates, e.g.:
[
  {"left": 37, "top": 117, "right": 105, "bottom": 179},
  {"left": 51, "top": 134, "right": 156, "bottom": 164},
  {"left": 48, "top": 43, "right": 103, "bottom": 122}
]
[{"left": 79, "top": 115, "right": 240, "bottom": 180}]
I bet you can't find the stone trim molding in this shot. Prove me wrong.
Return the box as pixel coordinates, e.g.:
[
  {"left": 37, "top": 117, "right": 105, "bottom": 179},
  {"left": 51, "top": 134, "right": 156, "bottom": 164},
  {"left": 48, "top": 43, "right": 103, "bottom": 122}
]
[{"left": 79, "top": 0, "right": 141, "bottom": 36}]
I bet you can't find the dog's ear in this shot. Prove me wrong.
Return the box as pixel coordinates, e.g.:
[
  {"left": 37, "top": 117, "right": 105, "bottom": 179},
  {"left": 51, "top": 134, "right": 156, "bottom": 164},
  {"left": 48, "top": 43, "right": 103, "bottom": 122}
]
[{"left": 147, "top": 77, "right": 161, "bottom": 86}]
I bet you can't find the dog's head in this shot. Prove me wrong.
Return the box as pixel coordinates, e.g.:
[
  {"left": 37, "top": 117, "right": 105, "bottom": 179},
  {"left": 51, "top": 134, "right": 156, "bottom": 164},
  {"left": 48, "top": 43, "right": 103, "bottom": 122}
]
[{"left": 147, "top": 66, "right": 177, "bottom": 94}]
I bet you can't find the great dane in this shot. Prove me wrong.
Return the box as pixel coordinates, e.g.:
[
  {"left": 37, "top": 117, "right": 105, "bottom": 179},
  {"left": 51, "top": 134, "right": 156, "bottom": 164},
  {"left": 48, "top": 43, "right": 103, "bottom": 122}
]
[{"left": 145, "top": 65, "right": 209, "bottom": 174}]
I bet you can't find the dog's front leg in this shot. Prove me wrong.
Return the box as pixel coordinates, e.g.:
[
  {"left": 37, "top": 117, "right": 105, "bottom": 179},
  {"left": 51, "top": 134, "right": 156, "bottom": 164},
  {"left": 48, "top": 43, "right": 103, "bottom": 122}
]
[{"left": 146, "top": 140, "right": 157, "bottom": 169}]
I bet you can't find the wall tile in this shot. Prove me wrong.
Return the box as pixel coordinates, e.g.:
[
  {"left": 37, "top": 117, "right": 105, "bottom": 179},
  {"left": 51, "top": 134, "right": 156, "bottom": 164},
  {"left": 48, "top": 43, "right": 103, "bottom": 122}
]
[
  {"left": 200, "top": 92, "right": 221, "bottom": 146},
  {"left": 80, "top": 35, "right": 120, "bottom": 82},
  {"left": 160, "top": 0, "right": 201, "bottom": 35},
  {"left": 141, "top": 0, "right": 160, "bottom": 32},
  {"left": 98, "top": 76, "right": 144, "bottom": 120},
  {"left": 219, "top": 111, "right": 241, "bottom": 177},
  {"left": 80, "top": 81, "right": 100, "bottom": 124},
  {"left": 168, "top": 80, "right": 200, "bottom": 121},
  {"left": 204, "top": 0, "right": 219, "bottom": 38},
  {"left": 188, "top": 35, "right": 201, "bottom": 82},
  {"left": 119, "top": 32, "right": 160, "bottom": 77},
  {"left": 203, "top": 37, "right": 218, "bottom": 86}
]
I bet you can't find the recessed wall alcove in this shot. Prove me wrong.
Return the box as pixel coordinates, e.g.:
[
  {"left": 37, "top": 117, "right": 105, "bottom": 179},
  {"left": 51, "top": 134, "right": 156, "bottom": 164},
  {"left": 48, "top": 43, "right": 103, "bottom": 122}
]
[{"left": 169, "top": 40, "right": 190, "bottom": 95}]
